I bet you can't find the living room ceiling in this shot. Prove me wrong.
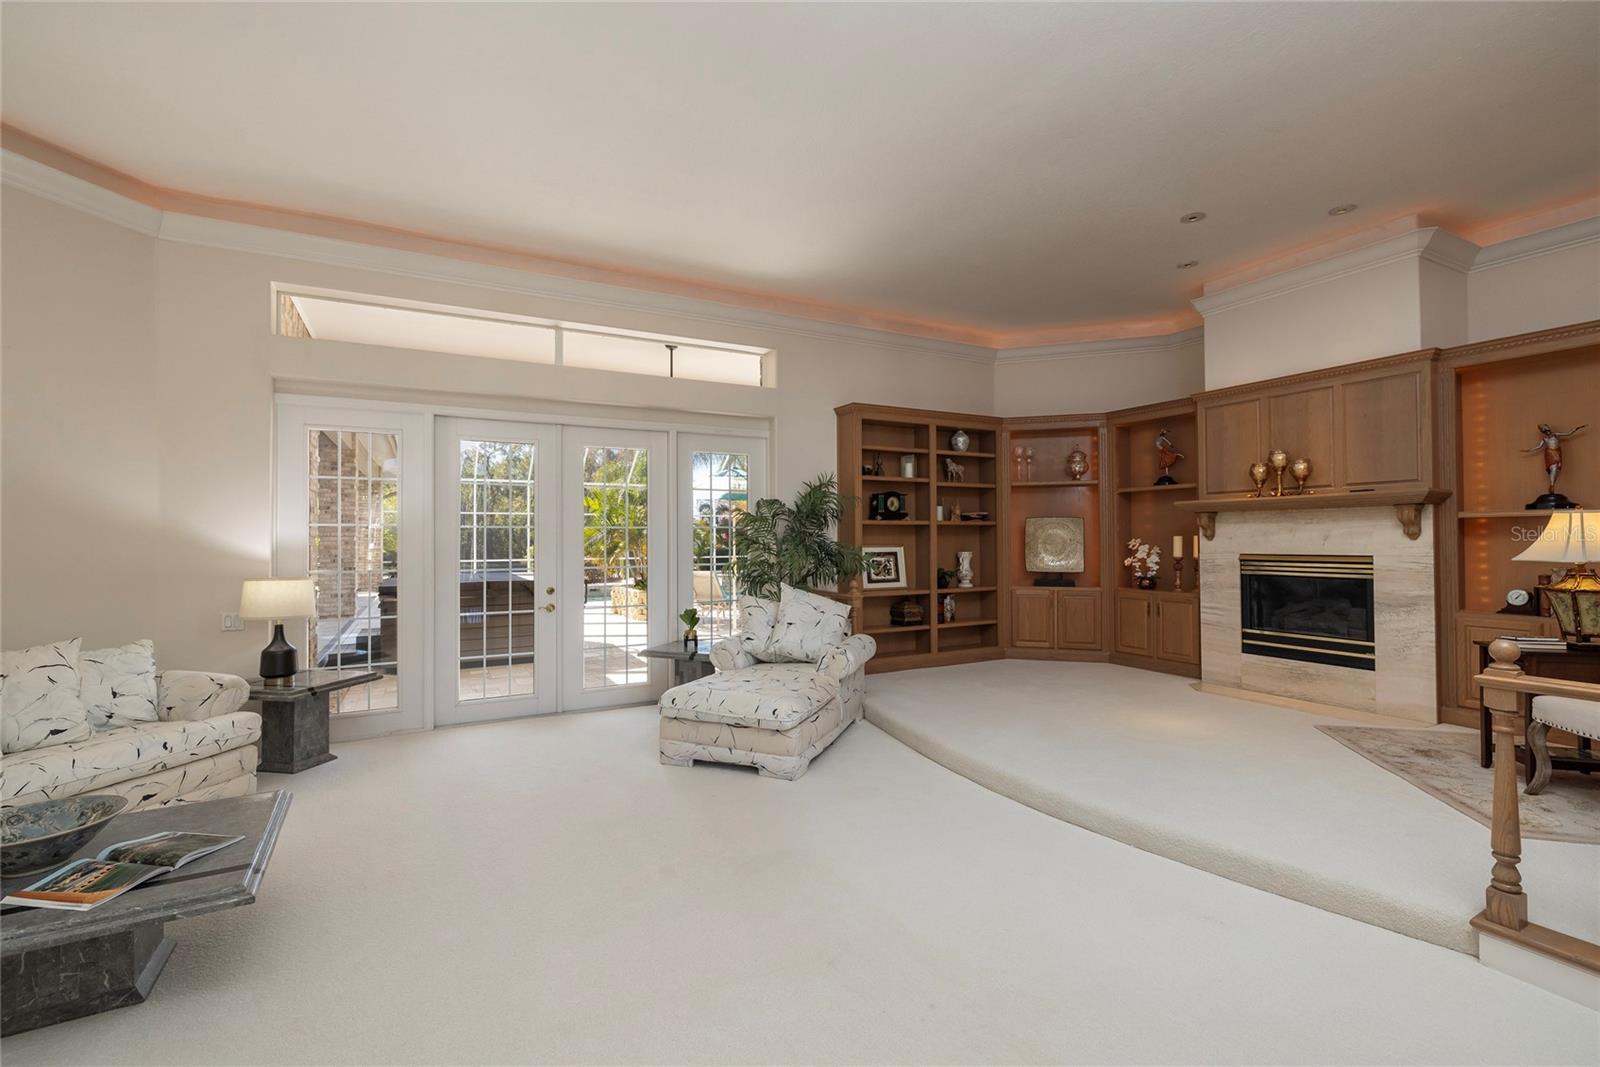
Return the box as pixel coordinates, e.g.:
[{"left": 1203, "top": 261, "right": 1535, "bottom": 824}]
[{"left": 2, "top": 3, "right": 1596, "bottom": 340}]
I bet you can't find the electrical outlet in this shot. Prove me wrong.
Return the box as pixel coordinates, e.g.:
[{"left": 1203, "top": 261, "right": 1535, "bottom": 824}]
[{"left": 221, "top": 613, "right": 245, "bottom": 632}]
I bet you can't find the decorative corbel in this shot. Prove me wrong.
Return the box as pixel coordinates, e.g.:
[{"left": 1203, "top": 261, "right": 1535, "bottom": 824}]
[
  {"left": 1394, "top": 503, "right": 1423, "bottom": 540},
  {"left": 1196, "top": 512, "right": 1216, "bottom": 541}
]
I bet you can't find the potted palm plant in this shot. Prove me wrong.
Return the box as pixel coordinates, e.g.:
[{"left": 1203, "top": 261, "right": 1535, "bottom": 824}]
[{"left": 731, "top": 474, "right": 867, "bottom": 600}]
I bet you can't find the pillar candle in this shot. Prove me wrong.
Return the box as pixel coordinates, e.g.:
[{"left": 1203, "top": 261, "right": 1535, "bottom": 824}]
[
  {"left": 1173, "top": 534, "right": 1184, "bottom": 559},
  {"left": 1192, "top": 534, "right": 1199, "bottom": 558}
]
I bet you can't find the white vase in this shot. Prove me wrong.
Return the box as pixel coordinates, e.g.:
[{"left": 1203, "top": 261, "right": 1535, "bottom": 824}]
[{"left": 956, "top": 551, "right": 974, "bottom": 588}]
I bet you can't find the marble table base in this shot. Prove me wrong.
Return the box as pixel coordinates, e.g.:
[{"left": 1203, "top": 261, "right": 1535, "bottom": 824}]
[{"left": 1, "top": 921, "right": 174, "bottom": 1035}]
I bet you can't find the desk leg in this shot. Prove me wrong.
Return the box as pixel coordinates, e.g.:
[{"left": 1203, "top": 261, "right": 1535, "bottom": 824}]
[
  {"left": 257, "top": 693, "right": 337, "bottom": 774},
  {"left": 1479, "top": 702, "right": 1492, "bottom": 768}
]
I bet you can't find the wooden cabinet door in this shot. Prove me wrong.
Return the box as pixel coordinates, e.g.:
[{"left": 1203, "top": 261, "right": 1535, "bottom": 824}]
[
  {"left": 1012, "top": 589, "right": 1055, "bottom": 649},
  {"left": 1114, "top": 590, "right": 1152, "bottom": 656},
  {"left": 1457, "top": 613, "right": 1550, "bottom": 710},
  {"left": 1154, "top": 595, "right": 1200, "bottom": 665},
  {"left": 1055, "top": 589, "right": 1101, "bottom": 650}
]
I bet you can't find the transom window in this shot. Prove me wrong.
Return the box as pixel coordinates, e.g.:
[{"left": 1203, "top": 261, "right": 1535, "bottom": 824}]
[{"left": 277, "top": 288, "right": 769, "bottom": 388}]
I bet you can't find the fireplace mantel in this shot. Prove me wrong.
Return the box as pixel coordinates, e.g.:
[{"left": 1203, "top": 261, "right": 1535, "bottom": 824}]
[{"left": 1177, "top": 488, "right": 1450, "bottom": 541}]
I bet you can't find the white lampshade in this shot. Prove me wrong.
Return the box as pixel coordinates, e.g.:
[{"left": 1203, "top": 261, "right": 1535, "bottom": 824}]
[
  {"left": 1513, "top": 510, "right": 1600, "bottom": 565},
  {"left": 240, "top": 578, "right": 316, "bottom": 620}
]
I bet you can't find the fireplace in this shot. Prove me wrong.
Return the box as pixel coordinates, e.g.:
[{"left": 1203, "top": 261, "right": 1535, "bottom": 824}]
[{"left": 1240, "top": 555, "right": 1375, "bottom": 671}]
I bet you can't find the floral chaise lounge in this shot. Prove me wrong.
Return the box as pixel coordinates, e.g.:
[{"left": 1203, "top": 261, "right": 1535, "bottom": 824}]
[
  {"left": 658, "top": 586, "right": 876, "bottom": 780},
  {"left": 2, "top": 638, "right": 260, "bottom": 811}
]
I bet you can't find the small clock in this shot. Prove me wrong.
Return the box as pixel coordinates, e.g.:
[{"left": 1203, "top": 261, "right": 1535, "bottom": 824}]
[
  {"left": 1499, "top": 588, "right": 1538, "bottom": 615},
  {"left": 868, "top": 491, "right": 908, "bottom": 520}
]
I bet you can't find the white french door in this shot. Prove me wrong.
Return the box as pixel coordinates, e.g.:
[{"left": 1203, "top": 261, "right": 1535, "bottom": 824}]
[
  {"left": 677, "top": 434, "right": 767, "bottom": 646},
  {"left": 433, "top": 418, "right": 561, "bottom": 725},
  {"left": 274, "top": 401, "right": 429, "bottom": 740},
  {"left": 562, "top": 426, "right": 670, "bottom": 710}
]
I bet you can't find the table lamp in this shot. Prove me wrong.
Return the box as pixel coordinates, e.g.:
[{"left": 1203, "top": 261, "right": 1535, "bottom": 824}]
[
  {"left": 1513, "top": 510, "right": 1600, "bottom": 643},
  {"left": 240, "top": 578, "right": 317, "bottom": 684}
]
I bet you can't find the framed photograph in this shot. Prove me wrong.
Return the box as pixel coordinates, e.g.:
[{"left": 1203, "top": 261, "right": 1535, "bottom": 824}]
[{"left": 862, "top": 546, "right": 908, "bottom": 589}]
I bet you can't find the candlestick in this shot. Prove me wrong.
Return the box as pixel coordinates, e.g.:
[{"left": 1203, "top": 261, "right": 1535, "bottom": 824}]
[{"left": 1172, "top": 534, "right": 1184, "bottom": 560}]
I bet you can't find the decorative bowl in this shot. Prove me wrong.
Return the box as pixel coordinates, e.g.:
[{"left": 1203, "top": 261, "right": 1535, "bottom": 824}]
[{"left": 1, "top": 794, "right": 129, "bottom": 877}]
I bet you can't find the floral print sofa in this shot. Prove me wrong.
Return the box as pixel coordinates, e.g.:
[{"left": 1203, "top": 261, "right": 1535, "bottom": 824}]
[
  {"left": 2, "top": 639, "right": 260, "bottom": 812},
  {"left": 659, "top": 587, "right": 876, "bottom": 780}
]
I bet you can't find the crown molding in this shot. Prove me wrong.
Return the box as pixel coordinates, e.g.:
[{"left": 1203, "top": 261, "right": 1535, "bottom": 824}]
[
  {"left": 994, "top": 326, "right": 1205, "bottom": 365},
  {"left": 0, "top": 149, "right": 162, "bottom": 236},
  {"left": 1472, "top": 215, "right": 1600, "bottom": 271},
  {"left": 1193, "top": 227, "right": 1481, "bottom": 317}
]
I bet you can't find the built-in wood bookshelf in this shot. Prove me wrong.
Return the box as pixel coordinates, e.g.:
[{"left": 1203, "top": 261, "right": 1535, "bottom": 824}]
[
  {"left": 998, "top": 415, "right": 1109, "bottom": 660},
  {"left": 1435, "top": 324, "right": 1600, "bottom": 725},
  {"left": 836, "top": 405, "right": 1005, "bottom": 672},
  {"left": 1106, "top": 399, "right": 1201, "bottom": 676}
]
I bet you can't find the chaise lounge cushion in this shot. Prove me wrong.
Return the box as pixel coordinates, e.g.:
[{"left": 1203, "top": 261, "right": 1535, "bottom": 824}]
[
  {"left": 1, "top": 639, "right": 94, "bottom": 753},
  {"left": 80, "top": 639, "right": 160, "bottom": 728},
  {"left": 1, "top": 710, "right": 261, "bottom": 805},
  {"left": 1532, "top": 695, "right": 1600, "bottom": 741},
  {"left": 764, "top": 585, "right": 852, "bottom": 663},
  {"left": 659, "top": 663, "right": 839, "bottom": 731}
]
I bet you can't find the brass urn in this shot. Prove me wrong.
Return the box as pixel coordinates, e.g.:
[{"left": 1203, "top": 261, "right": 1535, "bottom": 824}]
[
  {"left": 1289, "top": 457, "right": 1313, "bottom": 495},
  {"left": 1268, "top": 449, "right": 1289, "bottom": 496},
  {"left": 1248, "top": 462, "right": 1270, "bottom": 498},
  {"left": 1067, "top": 448, "right": 1089, "bottom": 482}
]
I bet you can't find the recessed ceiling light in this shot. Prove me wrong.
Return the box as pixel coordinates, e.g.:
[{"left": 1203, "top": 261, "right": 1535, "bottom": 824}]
[
  {"left": 1179, "top": 211, "right": 1207, "bottom": 224},
  {"left": 1328, "top": 203, "right": 1358, "bottom": 216},
  {"left": 1177, "top": 261, "right": 1198, "bottom": 270}
]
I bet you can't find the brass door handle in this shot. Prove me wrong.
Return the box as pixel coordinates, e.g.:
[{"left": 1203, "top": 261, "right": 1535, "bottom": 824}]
[{"left": 541, "top": 603, "right": 557, "bottom": 613}]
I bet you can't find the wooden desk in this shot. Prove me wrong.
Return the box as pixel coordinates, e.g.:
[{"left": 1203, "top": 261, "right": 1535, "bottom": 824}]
[{"left": 1476, "top": 640, "right": 1600, "bottom": 769}]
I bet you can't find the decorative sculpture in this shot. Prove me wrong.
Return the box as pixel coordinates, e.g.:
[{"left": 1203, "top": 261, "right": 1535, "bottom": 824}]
[
  {"left": 943, "top": 456, "right": 965, "bottom": 483},
  {"left": 1155, "top": 429, "right": 1185, "bottom": 486},
  {"left": 1523, "top": 423, "right": 1587, "bottom": 510},
  {"left": 1067, "top": 447, "right": 1089, "bottom": 482}
]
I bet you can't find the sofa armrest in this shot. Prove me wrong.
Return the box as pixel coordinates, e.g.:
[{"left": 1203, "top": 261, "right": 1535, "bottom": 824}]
[
  {"left": 815, "top": 634, "right": 877, "bottom": 681},
  {"left": 156, "top": 670, "right": 250, "bottom": 722},
  {"left": 708, "top": 639, "right": 758, "bottom": 673}
]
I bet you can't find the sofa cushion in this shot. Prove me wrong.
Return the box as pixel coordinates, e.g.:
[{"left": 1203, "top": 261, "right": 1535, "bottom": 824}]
[
  {"left": 1, "top": 638, "right": 93, "bottom": 754},
  {"left": 659, "top": 664, "right": 839, "bottom": 731},
  {"left": 1, "top": 710, "right": 261, "bottom": 804},
  {"left": 733, "top": 595, "right": 779, "bottom": 659},
  {"left": 1533, "top": 695, "right": 1600, "bottom": 741},
  {"left": 764, "top": 585, "right": 851, "bottom": 663},
  {"left": 81, "top": 639, "right": 160, "bottom": 729}
]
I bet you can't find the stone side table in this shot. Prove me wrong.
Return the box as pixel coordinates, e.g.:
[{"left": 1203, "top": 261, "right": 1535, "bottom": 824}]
[
  {"left": 638, "top": 639, "right": 717, "bottom": 687},
  {"left": 248, "top": 669, "right": 378, "bottom": 774}
]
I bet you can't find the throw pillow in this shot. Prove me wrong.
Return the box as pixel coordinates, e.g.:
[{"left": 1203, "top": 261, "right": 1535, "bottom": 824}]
[
  {"left": 1, "top": 638, "right": 93, "bottom": 754},
  {"left": 765, "top": 585, "right": 852, "bottom": 663},
  {"left": 80, "top": 639, "right": 159, "bottom": 729},
  {"left": 733, "top": 595, "right": 779, "bottom": 659}
]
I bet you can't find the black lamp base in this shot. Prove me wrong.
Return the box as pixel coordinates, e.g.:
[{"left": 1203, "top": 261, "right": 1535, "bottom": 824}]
[{"left": 259, "top": 623, "right": 299, "bottom": 683}]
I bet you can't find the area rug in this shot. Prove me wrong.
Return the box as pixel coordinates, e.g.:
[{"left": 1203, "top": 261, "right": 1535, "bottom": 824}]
[{"left": 1318, "top": 726, "right": 1600, "bottom": 845}]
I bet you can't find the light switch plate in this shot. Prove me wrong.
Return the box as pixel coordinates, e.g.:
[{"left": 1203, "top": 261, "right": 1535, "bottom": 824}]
[{"left": 221, "top": 612, "right": 245, "bottom": 632}]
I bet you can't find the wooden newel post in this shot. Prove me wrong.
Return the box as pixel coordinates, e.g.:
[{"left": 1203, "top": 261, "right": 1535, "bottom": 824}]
[{"left": 1480, "top": 637, "right": 1530, "bottom": 930}]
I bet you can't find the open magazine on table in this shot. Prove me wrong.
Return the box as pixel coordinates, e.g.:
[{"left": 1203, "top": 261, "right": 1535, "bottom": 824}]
[{"left": 2, "top": 831, "right": 244, "bottom": 911}]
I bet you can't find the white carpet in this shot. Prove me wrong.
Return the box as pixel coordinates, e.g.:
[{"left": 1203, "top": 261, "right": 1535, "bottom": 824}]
[
  {"left": 3, "top": 705, "right": 1596, "bottom": 1065},
  {"left": 867, "top": 659, "right": 1600, "bottom": 956}
]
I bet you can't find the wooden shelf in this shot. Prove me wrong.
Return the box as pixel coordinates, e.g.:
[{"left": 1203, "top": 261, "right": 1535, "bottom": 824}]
[
  {"left": 864, "top": 519, "right": 929, "bottom": 526},
  {"left": 1117, "top": 482, "right": 1197, "bottom": 495},
  {"left": 863, "top": 446, "right": 927, "bottom": 455},
  {"left": 940, "top": 585, "right": 996, "bottom": 593},
  {"left": 937, "top": 481, "right": 995, "bottom": 489},
  {"left": 1177, "top": 488, "right": 1449, "bottom": 513},
  {"left": 938, "top": 618, "right": 998, "bottom": 630},
  {"left": 937, "top": 449, "right": 994, "bottom": 459},
  {"left": 1010, "top": 480, "right": 1099, "bottom": 488},
  {"left": 862, "top": 588, "right": 930, "bottom": 597},
  {"left": 863, "top": 475, "right": 928, "bottom": 485},
  {"left": 939, "top": 520, "right": 995, "bottom": 527},
  {"left": 1459, "top": 509, "right": 1571, "bottom": 520},
  {"left": 865, "top": 624, "right": 930, "bottom": 635}
]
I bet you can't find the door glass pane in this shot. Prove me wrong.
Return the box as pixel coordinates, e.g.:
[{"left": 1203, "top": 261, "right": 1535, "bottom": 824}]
[
  {"left": 306, "top": 429, "right": 400, "bottom": 715},
  {"left": 581, "top": 446, "right": 649, "bottom": 689},
  {"left": 458, "top": 440, "right": 538, "bottom": 702},
  {"left": 690, "top": 451, "right": 749, "bottom": 642}
]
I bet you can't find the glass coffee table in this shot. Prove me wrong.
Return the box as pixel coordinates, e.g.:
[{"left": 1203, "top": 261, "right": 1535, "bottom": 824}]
[{"left": 0, "top": 789, "right": 291, "bottom": 1035}]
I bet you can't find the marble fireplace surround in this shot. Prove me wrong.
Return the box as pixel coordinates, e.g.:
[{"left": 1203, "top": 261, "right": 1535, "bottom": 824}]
[{"left": 1199, "top": 505, "right": 1437, "bottom": 723}]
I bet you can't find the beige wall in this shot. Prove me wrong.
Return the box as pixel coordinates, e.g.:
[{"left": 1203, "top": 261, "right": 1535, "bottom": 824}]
[
  {"left": 2, "top": 187, "right": 993, "bottom": 675},
  {"left": 1467, "top": 237, "right": 1600, "bottom": 342},
  {"left": 993, "top": 335, "right": 1206, "bottom": 416}
]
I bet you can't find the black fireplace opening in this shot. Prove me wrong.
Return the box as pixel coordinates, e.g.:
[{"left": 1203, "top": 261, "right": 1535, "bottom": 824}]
[{"left": 1240, "top": 555, "right": 1375, "bottom": 671}]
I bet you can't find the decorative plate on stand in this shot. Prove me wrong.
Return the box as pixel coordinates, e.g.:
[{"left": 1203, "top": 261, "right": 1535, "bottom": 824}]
[{"left": 1024, "top": 516, "right": 1085, "bottom": 574}]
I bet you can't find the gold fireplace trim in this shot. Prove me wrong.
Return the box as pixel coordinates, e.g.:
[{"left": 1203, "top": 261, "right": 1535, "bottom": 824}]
[
  {"left": 1239, "top": 554, "right": 1374, "bottom": 579},
  {"left": 1241, "top": 627, "right": 1375, "bottom": 648}
]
